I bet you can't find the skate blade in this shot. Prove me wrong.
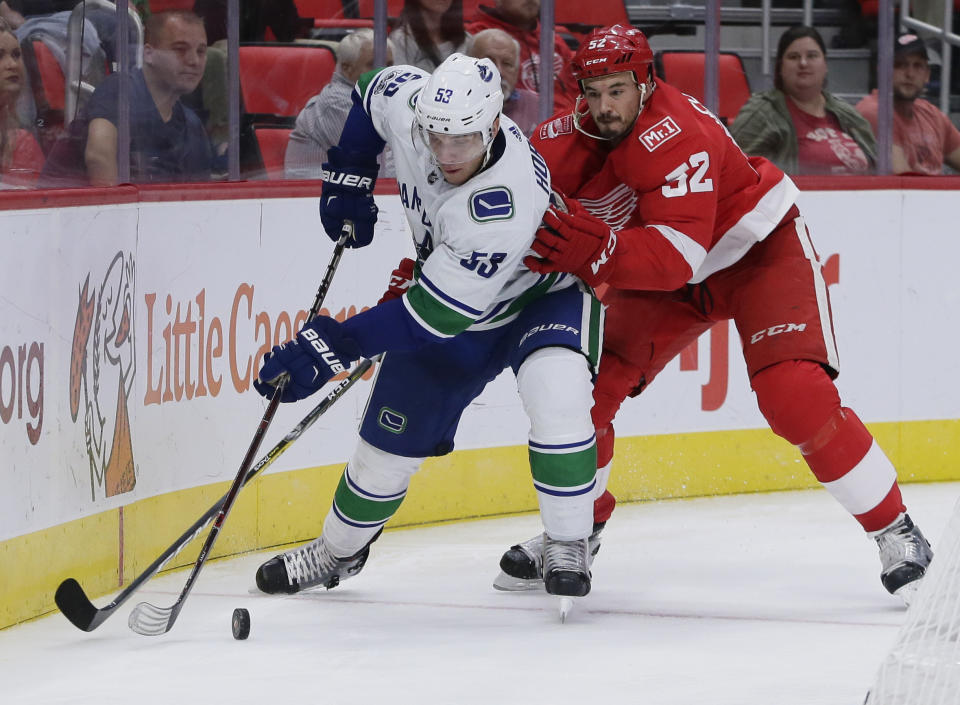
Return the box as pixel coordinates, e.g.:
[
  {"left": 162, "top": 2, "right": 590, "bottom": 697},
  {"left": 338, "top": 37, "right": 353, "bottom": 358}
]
[
  {"left": 492, "top": 571, "right": 543, "bottom": 592},
  {"left": 894, "top": 579, "right": 923, "bottom": 607},
  {"left": 558, "top": 597, "right": 575, "bottom": 623}
]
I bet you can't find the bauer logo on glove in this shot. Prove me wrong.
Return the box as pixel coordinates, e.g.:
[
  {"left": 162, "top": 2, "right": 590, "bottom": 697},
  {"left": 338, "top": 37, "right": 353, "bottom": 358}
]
[
  {"left": 319, "top": 170, "right": 374, "bottom": 191},
  {"left": 254, "top": 317, "right": 361, "bottom": 403},
  {"left": 300, "top": 327, "right": 348, "bottom": 375}
]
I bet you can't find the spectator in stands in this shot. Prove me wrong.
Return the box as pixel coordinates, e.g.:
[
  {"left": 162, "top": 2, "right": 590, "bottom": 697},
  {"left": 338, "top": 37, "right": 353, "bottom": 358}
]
[
  {"left": 731, "top": 25, "right": 876, "bottom": 175},
  {"left": 0, "top": 1, "right": 80, "bottom": 26},
  {"left": 469, "top": 27, "right": 538, "bottom": 136},
  {"left": 1, "top": 0, "right": 148, "bottom": 62},
  {"left": 0, "top": 2, "right": 23, "bottom": 28},
  {"left": 194, "top": 0, "right": 306, "bottom": 44},
  {"left": 856, "top": 33, "right": 960, "bottom": 174},
  {"left": 390, "top": 0, "right": 472, "bottom": 72},
  {"left": 40, "top": 10, "right": 212, "bottom": 186},
  {"left": 467, "top": 0, "right": 578, "bottom": 111},
  {"left": 0, "top": 17, "right": 42, "bottom": 187},
  {"left": 190, "top": 1, "right": 308, "bottom": 165},
  {"left": 285, "top": 29, "right": 395, "bottom": 179}
]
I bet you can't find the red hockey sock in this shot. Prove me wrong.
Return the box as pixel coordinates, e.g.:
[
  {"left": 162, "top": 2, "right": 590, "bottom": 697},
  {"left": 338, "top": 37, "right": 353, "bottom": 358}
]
[{"left": 752, "top": 361, "right": 905, "bottom": 532}]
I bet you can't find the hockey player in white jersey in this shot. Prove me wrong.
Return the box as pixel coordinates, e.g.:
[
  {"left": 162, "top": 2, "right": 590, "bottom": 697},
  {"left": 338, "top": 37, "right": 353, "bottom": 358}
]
[{"left": 253, "top": 54, "right": 604, "bottom": 610}]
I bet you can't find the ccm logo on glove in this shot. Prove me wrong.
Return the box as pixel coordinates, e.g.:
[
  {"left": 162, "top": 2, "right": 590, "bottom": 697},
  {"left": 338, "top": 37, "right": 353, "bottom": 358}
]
[
  {"left": 301, "top": 328, "right": 347, "bottom": 374},
  {"left": 590, "top": 230, "right": 617, "bottom": 275}
]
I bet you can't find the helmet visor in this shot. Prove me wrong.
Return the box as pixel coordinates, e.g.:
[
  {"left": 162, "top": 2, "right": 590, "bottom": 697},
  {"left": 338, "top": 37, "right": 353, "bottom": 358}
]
[{"left": 419, "top": 127, "right": 487, "bottom": 168}]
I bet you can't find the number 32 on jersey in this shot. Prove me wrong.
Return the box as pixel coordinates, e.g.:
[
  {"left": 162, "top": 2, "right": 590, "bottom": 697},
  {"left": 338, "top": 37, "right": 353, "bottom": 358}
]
[{"left": 661, "top": 150, "right": 713, "bottom": 198}]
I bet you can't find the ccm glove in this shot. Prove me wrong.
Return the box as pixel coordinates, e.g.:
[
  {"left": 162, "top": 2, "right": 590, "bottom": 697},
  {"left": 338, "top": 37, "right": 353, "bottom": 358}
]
[
  {"left": 319, "top": 146, "right": 379, "bottom": 248},
  {"left": 377, "top": 257, "right": 416, "bottom": 304},
  {"left": 254, "top": 316, "right": 362, "bottom": 402},
  {"left": 524, "top": 197, "right": 618, "bottom": 288}
]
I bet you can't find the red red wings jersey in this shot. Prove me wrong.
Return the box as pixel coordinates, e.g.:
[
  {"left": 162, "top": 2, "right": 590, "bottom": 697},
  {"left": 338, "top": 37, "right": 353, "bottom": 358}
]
[{"left": 532, "top": 79, "right": 799, "bottom": 290}]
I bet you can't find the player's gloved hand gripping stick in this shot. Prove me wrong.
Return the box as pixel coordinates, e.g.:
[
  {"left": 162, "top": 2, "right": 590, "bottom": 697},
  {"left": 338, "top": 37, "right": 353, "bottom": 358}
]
[
  {"left": 319, "top": 146, "right": 380, "bottom": 249},
  {"left": 248, "top": 149, "right": 381, "bottom": 404},
  {"left": 55, "top": 227, "right": 368, "bottom": 634}
]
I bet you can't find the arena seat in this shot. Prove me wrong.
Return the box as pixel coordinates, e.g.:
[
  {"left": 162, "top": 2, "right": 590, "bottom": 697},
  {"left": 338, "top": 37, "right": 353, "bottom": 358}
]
[
  {"left": 26, "top": 40, "right": 65, "bottom": 112},
  {"left": 554, "top": 0, "right": 628, "bottom": 29},
  {"left": 238, "top": 43, "right": 337, "bottom": 120},
  {"left": 295, "top": 0, "right": 349, "bottom": 18},
  {"left": 20, "top": 39, "right": 66, "bottom": 153},
  {"left": 252, "top": 125, "right": 293, "bottom": 179},
  {"left": 654, "top": 50, "right": 751, "bottom": 126}
]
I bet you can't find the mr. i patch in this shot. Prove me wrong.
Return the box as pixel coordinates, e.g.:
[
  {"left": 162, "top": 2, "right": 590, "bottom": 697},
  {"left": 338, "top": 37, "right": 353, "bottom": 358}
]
[{"left": 469, "top": 186, "right": 514, "bottom": 223}]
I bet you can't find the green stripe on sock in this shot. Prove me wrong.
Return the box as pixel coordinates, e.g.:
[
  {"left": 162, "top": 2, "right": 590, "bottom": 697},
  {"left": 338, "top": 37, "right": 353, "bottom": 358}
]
[
  {"left": 332, "top": 473, "right": 405, "bottom": 523},
  {"left": 529, "top": 446, "right": 597, "bottom": 488}
]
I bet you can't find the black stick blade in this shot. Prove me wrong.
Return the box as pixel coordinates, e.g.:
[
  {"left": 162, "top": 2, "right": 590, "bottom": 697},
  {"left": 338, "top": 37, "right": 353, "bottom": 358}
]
[{"left": 55, "top": 578, "right": 110, "bottom": 632}]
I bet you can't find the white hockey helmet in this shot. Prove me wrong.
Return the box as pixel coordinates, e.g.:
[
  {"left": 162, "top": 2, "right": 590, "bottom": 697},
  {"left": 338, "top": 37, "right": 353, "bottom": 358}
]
[{"left": 415, "top": 53, "right": 504, "bottom": 168}]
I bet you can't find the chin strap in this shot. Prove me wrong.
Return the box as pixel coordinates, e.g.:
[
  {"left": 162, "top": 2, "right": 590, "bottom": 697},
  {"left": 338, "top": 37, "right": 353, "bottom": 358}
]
[{"left": 572, "top": 80, "right": 653, "bottom": 141}]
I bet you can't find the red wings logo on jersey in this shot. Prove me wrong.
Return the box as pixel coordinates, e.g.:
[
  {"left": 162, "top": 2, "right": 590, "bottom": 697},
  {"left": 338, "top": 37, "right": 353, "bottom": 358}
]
[
  {"left": 639, "top": 116, "right": 682, "bottom": 152},
  {"left": 579, "top": 184, "right": 638, "bottom": 232},
  {"left": 539, "top": 115, "right": 574, "bottom": 140}
]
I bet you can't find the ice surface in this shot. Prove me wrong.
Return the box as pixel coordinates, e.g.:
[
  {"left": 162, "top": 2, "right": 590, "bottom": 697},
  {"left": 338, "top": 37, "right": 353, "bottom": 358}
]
[{"left": 2, "top": 483, "right": 957, "bottom": 705}]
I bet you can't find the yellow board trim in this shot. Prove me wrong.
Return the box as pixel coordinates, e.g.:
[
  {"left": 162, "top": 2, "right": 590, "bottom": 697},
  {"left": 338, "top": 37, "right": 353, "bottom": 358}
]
[{"left": 4, "top": 419, "right": 959, "bottom": 629}]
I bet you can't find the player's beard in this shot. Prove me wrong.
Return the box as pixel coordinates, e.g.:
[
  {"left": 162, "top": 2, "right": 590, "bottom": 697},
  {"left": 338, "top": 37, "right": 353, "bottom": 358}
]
[{"left": 594, "top": 112, "right": 633, "bottom": 141}]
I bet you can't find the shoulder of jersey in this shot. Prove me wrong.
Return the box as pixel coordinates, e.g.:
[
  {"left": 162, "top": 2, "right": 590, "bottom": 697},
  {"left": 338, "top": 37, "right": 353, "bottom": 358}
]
[
  {"left": 358, "top": 65, "right": 428, "bottom": 104},
  {"left": 534, "top": 113, "right": 579, "bottom": 145},
  {"left": 630, "top": 82, "right": 714, "bottom": 157}
]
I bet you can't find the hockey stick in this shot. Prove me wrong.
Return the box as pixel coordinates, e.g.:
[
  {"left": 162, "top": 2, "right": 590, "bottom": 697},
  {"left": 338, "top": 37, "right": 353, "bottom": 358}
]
[
  {"left": 54, "top": 356, "right": 374, "bottom": 632},
  {"left": 124, "top": 231, "right": 356, "bottom": 636},
  {"left": 55, "top": 230, "right": 355, "bottom": 633}
]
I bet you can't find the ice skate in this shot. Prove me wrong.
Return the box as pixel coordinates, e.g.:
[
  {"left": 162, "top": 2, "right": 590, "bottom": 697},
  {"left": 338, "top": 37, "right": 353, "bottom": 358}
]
[
  {"left": 542, "top": 534, "right": 590, "bottom": 621},
  {"left": 874, "top": 513, "right": 933, "bottom": 604},
  {"left": 493, "top": 522, "right": 604, "bottom": 591},
  {"left": 256, "top": 532, "right": 378, "bottom": 594}
]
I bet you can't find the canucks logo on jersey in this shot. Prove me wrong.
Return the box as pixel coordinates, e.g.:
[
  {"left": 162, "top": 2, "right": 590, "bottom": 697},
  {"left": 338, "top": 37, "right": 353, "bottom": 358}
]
[{"left": 470, "top": 187, "right": 515, "bottom": 223}]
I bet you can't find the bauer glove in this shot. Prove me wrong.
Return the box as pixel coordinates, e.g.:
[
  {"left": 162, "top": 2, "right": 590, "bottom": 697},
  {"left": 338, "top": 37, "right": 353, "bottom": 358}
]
[
  {"left": 255, "top": 317, "right": 362, "bottom": 402},
  {"left": 319, "top": 146, "right": 379, "bottom": 248}
]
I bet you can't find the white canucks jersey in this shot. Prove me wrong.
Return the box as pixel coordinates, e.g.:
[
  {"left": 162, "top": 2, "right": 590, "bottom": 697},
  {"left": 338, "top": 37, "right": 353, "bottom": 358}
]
[{"left": 356, "top": 65, "right": 573, "bottom": 338}]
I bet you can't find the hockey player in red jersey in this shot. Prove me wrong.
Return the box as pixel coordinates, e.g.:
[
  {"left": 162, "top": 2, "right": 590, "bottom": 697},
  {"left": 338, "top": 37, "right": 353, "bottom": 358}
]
[{"left": 493, "top": 24, "right": 933, "bottom": 602}]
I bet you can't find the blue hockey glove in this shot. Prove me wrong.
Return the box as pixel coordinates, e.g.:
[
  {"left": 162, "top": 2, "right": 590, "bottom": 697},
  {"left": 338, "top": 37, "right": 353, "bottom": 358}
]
[
  {"left": 319, "top": 146, "right": 379, "bottom": 248},
  {"left": 254, "top": 317, "right": 362, "bottom": 402}
]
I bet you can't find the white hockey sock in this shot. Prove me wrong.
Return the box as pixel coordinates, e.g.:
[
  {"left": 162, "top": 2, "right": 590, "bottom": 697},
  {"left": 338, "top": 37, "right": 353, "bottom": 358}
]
[
  {"left": 322, "top": 439, "right": 423, "bottom": 556},
  {"left": 518, "top": 347, "right": 596, "bottom": 541}
]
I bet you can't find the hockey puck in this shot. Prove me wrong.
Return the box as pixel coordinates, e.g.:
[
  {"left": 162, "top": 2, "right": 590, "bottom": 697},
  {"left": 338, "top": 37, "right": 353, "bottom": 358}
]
[{"left": 231, "top": 608, "right": 250, "bottom": 640}]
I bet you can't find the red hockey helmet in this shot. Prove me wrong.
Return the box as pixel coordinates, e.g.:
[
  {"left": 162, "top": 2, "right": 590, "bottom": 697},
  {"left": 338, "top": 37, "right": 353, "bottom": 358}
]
[
  {"left": 570, "top": 25, "right": 656, "bottom": 141},
  {"left": 570, "top": 24, "right": 655, "bottom": 85}
]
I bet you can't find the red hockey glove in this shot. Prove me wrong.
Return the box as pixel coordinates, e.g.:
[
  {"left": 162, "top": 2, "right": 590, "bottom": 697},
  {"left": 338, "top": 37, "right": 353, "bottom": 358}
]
[
  {"left": 524, "top": 199, "right": 618, "bottom": 288},
  {"left": 377, "top": 257, "right": 416, "bottom": 304}
]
